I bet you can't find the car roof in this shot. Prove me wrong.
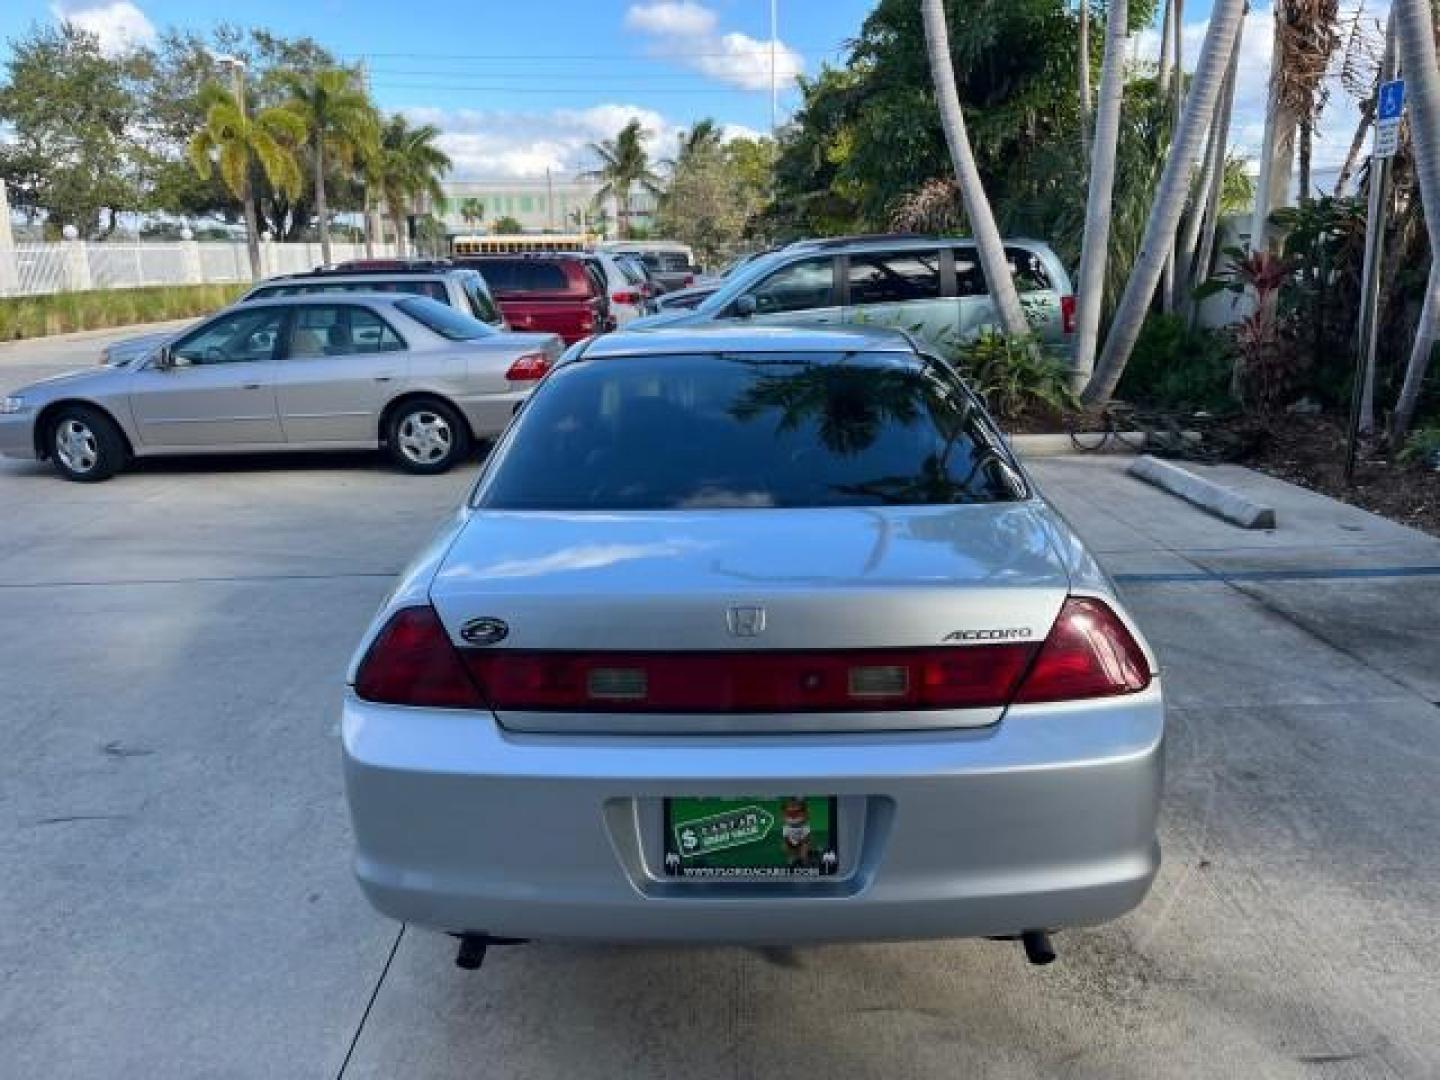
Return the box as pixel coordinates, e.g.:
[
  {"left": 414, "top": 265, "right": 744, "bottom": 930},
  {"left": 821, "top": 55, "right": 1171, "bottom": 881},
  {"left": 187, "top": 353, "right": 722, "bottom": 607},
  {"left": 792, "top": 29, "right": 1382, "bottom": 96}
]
[
  {"left": 259, "top": 270, "right": 470, "bottom": 285},
  {"left": 580, "top": 325, "right": 916, "bottom": 359},
  {"left": 782, "top": 234, "right": 1056, "bottom": 255},
  {"left": 231, "top": 291, "right": 415, "bottom": 308}
]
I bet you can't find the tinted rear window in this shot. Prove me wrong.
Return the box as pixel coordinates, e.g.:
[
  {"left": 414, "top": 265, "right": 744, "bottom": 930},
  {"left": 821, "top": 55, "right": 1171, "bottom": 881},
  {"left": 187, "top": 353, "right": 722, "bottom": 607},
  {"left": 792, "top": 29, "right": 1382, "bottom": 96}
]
[
  {"left": 467, "top": 259, "right": 572, "bottom": 292},
  {"left": 476, "top": 354, "right": 1024, "bottom": 510},
  {"left": 396, "top": 296, "right": 496, "bottom": 340}
]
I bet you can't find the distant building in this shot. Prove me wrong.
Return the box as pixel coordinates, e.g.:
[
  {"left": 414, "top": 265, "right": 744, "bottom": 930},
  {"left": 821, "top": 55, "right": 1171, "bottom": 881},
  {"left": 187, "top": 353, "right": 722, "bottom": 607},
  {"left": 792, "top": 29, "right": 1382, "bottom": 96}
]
[{"left": 436, "top": 178, "right": 657, "bottom": 237}]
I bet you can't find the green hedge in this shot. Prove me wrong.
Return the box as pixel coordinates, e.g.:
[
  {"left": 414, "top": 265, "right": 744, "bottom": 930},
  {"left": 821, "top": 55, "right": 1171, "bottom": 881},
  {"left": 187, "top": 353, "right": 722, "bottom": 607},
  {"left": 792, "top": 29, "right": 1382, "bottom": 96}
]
[{"left": 0, "top": 284, "right": 247, "bottom": 342}]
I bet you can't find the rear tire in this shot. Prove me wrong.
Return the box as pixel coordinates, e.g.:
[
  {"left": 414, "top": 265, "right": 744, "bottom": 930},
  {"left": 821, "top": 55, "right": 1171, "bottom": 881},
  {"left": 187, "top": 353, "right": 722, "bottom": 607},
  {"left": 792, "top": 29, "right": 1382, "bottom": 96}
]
[
  {"left": 48, "top": 405, "right": 125, "bottom": 482},
  {"left": 386, "top": 398, "right": 470, "bottom": 474}
]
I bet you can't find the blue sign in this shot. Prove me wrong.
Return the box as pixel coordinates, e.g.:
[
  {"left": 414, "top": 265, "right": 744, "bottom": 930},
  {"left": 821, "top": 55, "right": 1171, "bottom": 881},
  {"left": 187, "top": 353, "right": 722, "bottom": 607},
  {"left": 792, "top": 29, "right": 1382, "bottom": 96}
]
[{"left": 1378, "top": 79, "right": 1405, "bottom": 123}]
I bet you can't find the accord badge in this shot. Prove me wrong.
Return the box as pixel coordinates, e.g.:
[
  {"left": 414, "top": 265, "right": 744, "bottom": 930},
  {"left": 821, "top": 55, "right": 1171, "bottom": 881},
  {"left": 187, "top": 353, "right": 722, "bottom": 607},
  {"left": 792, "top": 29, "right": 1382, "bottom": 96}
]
[{"left": 460, "top": 617, "right": 510, "bottom": 646}]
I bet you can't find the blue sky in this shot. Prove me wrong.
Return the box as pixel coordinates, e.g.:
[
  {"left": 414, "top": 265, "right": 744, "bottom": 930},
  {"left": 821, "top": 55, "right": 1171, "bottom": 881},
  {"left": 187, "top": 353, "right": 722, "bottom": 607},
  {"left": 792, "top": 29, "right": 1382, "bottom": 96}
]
[
  {"left": 5, "top": 1, "right": 869, "bottom": 179},
  {"left": 5, "top": 1, "right": 1386, "bottom": 184}
]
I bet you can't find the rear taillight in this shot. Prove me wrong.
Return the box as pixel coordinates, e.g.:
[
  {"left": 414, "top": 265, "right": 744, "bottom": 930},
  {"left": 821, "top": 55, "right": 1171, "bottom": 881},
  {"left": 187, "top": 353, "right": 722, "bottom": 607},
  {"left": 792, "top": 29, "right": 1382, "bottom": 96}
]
[
  {"left": 354, "top": 606, "right": 483, "bottom": 708},
  {"left": 1061, "top": 294, "right": 1077, "bottom": 334},
  {"left": 682, "top": 274, "right": 695, "bottom": 288},
  {"left": 505, "top": 353, "right": 552, "bottom": 382},
  {"left": 612, "top": 290, "right": 641, "bottom": 305},
  {"left": 1013, "top": 597, "right": 1151, "bottom": 703},
  {"left": 462, "top": 646, "right": 1037, "bottom": 713}
]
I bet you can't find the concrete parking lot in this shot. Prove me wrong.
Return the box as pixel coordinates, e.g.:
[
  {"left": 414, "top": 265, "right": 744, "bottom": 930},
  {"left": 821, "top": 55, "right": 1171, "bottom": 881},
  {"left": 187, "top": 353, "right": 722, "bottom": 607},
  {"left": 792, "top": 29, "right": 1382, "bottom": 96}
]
[{"left": 3, "top": 326, "right": 1439, "bottom": 1079}]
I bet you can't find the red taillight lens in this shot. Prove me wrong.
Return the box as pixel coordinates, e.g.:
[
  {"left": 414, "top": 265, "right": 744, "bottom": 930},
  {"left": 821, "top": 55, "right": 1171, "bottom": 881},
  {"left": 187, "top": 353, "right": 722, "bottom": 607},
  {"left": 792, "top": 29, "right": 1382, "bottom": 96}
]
[
  {"left": 612, "top": 290, "right": 641, "bottom": 305},
  {"left": 354, "top": 606, "right": 484, "bottom": 708},
  {"left": 505, "top": 352, "right": 552, "bottom": 382},
  {"left": 1013, "top": 597, "right": 1151, "bottom": 703},
  {"left": 462, "top": 647, "right": 1037, "bottom": 713},
  {"left": 682, "top": 274, "right": 695, "bottom": 288},
  {"left": 1061, "top": 294, "right": 1077, "bottom": 334}
]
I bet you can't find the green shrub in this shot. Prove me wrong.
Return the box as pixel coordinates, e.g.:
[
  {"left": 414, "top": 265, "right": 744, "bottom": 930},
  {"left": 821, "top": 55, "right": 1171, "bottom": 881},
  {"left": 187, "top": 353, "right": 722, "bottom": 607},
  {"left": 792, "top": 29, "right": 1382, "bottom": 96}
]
[
  {"left": 0, "top": 284, "right": 247, "bottom": 342},
  {"left": 949, "top": 330, "right": 1077, "bottom": 420},
  {"left": 1398, "top": 426, "right": 1440, "bottom": 466},
  {"left": 1117, "top": 314, "right": 1237, "bottom": 412}
]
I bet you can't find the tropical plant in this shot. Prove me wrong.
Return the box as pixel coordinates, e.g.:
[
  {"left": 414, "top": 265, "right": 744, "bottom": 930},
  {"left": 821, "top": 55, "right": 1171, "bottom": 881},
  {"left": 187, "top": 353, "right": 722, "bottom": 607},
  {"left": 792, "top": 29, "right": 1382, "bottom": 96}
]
[
  {"left": 491, "top": 214, "right": 524, "bottom": 234},
  {"left": 950, "top": 330, "right": 1078, "bottom": 419},
  {"left": 188, "top": 81, "right": 305, "bottom": 277},
  {"left": 1198, "top": 248, "right": 1304, "bottom": 411},
  {"left": 1117, "top": 314, "right": 1237, "bottom": 411},
  {"left": 921, "top": 0, "right": 1029, "bottom": 338},
  {"left": 459, "top": 196, "right": 485, "bottom": 230},
  {"left": 1397, "top": 425, "right": 1440, "bottom": 465},
  {"left": 1082, "top": 0, "right": 1248, "bottom": 408},
  {"left": 371, "top": 113, "right": 451, "bottom": 256},
  {"left": 583, "top": 119, "right": 662, "bottom": 239},
  {"left": 279, "top": 66, "right": 378, "bottom": 264},
  {"left": 667, "top": 118, "right": 724, "bottom": 171}
]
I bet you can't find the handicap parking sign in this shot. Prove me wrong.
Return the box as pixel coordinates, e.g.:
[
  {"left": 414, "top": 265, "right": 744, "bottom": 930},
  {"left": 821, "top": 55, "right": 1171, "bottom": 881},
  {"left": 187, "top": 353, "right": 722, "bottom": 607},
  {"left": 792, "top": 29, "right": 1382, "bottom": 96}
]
[{"left": 1378, "top": 79, "right": 1405, "bottom": 122}]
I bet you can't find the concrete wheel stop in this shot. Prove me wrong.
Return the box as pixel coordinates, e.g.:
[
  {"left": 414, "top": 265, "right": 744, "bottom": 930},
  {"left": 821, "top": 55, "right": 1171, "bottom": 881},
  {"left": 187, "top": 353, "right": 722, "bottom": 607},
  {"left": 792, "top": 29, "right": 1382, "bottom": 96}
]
[{"left": 1127, "top": 455, "right": 1277, "bottom": 529}]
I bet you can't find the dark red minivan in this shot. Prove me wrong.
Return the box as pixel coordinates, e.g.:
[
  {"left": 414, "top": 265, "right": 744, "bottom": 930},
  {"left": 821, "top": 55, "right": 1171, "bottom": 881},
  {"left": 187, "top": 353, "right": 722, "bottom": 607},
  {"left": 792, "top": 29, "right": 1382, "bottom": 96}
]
[{"left": 458, "top": 256, "right": 613, "bottom": 344}]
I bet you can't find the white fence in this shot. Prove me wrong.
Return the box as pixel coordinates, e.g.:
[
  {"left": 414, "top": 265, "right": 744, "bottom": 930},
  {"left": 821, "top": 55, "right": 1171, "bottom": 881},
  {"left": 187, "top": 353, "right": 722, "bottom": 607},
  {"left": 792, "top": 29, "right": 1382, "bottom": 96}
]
[{"left": 0, "top": 240, "right": 401, "bottom": 298}]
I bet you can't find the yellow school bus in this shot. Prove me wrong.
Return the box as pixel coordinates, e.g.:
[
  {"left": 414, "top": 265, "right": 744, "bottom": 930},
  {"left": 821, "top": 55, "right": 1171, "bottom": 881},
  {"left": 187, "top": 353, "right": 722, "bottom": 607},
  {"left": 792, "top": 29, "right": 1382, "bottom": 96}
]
[{"left": 452, "top": 233, "right": 595, "bottom": 256}]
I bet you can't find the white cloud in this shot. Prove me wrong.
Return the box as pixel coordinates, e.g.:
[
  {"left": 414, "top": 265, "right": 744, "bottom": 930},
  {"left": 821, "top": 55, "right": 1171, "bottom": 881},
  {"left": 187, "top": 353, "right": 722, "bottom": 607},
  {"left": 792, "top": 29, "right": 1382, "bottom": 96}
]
[
  {"left": 51, "top": 0, "right": 156, "bottom": 56},
  {"left": 1132, "top": 4, "right": 1389, "bottom": 181},
  {"left": 625, "top": 1, "right": 717, "bottom": 38},
  {"left": 402, "top": 103, "right": 687, "bottom": 180},
  {"left": 625, "top": 1, "right": 804, "bottom": 92}
]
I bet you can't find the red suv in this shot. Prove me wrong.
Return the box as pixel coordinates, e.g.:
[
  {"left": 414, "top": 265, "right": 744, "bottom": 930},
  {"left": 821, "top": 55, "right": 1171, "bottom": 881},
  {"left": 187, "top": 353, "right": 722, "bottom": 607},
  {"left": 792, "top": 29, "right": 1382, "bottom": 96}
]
[{"left": 458, "top": 256, "right": 613, "bottom": 344}]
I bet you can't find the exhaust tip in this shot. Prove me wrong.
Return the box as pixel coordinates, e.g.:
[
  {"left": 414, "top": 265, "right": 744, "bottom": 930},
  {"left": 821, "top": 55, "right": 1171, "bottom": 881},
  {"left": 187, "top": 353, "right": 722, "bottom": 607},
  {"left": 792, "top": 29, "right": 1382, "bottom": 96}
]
[{"left": 1021, "top": 930, "right": 1057, "bottom": 966}]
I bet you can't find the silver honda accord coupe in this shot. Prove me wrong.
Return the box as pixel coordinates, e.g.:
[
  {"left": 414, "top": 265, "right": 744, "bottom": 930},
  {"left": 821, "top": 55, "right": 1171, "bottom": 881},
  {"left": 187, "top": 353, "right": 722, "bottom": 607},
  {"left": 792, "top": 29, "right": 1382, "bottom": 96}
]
[
  {"left": 0, "top": 294, "right": 562, "bottom": 481},
  {"left": 342, "top": 326, "right": 1162, "bottom": 966}
]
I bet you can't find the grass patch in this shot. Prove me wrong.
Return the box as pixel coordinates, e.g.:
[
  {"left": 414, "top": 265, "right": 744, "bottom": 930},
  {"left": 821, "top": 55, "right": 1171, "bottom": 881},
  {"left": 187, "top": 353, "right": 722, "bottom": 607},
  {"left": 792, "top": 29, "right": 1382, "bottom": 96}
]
[{"left": 0, "top": 284, "right": 247, "bottom": 342}]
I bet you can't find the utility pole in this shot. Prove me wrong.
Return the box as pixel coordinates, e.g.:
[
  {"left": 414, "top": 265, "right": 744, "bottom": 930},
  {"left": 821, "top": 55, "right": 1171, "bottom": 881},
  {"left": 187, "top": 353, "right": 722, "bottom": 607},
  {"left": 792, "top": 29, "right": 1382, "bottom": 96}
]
[
  {"left": 546, "top": 169, "right": 555, "bottom": 231},
  {"left": 770, "top": 0, "right": 778, "bottom": 134},
  {"left": 1347, "top": 10, "right": 1402, "bottom": 477}
]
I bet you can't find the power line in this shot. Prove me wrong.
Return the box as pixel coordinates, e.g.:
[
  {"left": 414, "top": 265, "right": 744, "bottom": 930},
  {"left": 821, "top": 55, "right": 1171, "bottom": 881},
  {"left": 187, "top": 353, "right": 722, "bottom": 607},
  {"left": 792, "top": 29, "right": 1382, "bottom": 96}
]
[
  {"left": 341, "top": 44, "right": 846, "bottom": 62},
  {"left": 367, "top": 83, "right": 781, "bottom": 94}
]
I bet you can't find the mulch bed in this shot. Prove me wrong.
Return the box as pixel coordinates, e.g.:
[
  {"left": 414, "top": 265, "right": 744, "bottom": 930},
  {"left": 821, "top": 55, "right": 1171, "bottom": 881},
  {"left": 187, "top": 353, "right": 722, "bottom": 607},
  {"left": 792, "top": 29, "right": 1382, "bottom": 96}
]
[{"left": 1239, "top": 414, "right": 1440, "bottom": 540}]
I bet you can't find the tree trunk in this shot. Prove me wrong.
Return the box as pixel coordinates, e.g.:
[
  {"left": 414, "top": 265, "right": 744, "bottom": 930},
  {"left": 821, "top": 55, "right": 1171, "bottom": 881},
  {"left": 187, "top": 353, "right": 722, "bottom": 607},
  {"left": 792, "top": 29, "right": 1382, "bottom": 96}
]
[
  {"left": 1187, "top": 24, "right": 1242, "bottom": 328},
  {"left": 1071, "top": 0, "right": 1130, "bottom": 390},
  {"left": 921, "top": 0, "right": 1029, "bottom": 338},
  {"left": 392, "top": 209, "right": 407, "bottom": 257},
  {"left": 315, "top": 139, "right": 331, "bottom": 265},
  {"left": 1389, "top": 0, "right": 1440, "bottom": 442},
  {"left": 242, "top": 176, "right": 261, "bottom": 280},
  {"left": 363, "top": 186, "right": 375, "bottom": 258},
  {"left": 1250, "top": 8, "right": 1299, "bottom": 251},
  {"left": 1298, "top": 117, "right": 1313, "bottom": 200},
  {"left": 1178, "top": 18, "right": 1241, "bottom": 308},
  {"left": 1162, "top": 0, "right": 1187, "bottom": 312},
  {"left": 1158, "top": 0, "right": 1175, "bottom": 86},
  {"left": 1083, "top": 0, "right": 1247, "bottom": 408},
  {"left": 1078, "top": 0, "right": 1093, "bottom": 157},
  {"left": 1334, "top": 97, "right": 1374, "bottom": 196}
]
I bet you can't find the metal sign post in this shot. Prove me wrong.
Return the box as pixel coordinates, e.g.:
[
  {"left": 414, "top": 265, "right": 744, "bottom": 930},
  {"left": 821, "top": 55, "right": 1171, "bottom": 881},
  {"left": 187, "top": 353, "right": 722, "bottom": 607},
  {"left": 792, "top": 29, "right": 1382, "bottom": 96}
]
[{"left": 1346, "top": 72, "right": 1403, "bottom": 484}]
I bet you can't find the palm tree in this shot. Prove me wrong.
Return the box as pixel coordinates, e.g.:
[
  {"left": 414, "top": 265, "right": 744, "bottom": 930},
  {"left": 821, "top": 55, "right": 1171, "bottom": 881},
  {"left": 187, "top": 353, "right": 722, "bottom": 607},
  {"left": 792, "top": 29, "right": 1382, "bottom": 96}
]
[
  {"left": 671, "top": 119, "right": 723, "bottom": 169},
  {"left": 920, "top": 0, "right": 1028, "bottom": 338},
  {"left": 1389, "top": 0, "right": 1440, "bottom": 442},
  {"left": 373, "top": 114, "right": 452, "bottom": 256},
  {"left": 281, "top": 66, "right": 379, "bottom": 265},
  {"left": 459, "top": 197, "right": 486, "bottom": 232},
  {"left": 1071, "top": 0, "right": 1129, "bottom": 391},
  {"left": 583, "top": 119, "right": 662, "bottom": 239},
  {"left": 188, "top": 82, "right": 305, "bottom": 278},
  {"left": 1077, "top": 1, "right": 1092, "bottom": 155},
  {"left": 1082, "top": 0, "right": 1248, "bottom": 408}
]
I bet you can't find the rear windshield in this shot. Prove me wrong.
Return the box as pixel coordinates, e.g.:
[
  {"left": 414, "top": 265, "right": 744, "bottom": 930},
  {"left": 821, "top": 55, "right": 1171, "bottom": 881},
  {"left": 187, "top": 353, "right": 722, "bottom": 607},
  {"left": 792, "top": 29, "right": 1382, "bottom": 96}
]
[
  {"left": 475, "top": 353, "right": 1025, "bottom": 510},
  {"left": 396, "top": 296, "right": 497, "bottom": 340},
  {"left": 459, "top": 272, "right": 503, "bottom": 324},
  {"left": 467, "top": 259, "right": 572, "bottom": 292}
]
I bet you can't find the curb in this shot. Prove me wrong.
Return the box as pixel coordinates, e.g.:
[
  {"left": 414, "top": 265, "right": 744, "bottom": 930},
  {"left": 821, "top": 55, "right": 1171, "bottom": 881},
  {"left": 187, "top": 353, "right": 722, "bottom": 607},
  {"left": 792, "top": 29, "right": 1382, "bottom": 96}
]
[
  {"left": 1127, "top": 454, "right": 1276, "bottom": 529},
  {"left": 1007, "top": 432, "right": 1195, "bottom": 457}
]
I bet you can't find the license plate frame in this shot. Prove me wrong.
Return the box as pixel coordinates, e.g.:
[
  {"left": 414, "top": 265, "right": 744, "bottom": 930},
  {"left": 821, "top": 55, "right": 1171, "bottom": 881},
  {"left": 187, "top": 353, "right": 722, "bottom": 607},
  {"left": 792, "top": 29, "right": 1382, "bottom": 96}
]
[{"left": 662, "top": 796, "right": 839, "bottom": 879}]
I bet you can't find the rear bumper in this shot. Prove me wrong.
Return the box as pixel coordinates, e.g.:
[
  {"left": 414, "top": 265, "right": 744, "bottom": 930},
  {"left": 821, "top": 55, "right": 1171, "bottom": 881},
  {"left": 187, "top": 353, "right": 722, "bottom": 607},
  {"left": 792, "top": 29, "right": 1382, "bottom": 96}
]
[{"left": 341, "top": 686, "right": 1164, "bottom": 944}]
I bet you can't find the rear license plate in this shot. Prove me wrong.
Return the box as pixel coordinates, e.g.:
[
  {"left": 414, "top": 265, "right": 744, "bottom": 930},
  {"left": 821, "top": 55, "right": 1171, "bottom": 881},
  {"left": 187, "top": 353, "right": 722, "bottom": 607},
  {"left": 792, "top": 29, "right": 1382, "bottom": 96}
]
[{"left": 663, "top": 796, "right": 839, "bottom": 878}]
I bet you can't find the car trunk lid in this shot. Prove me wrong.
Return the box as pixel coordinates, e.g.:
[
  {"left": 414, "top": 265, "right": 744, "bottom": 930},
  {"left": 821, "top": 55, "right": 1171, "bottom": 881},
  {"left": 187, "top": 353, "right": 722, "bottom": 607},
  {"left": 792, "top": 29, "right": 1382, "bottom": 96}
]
[{"left": 428, "top": 503, "right": 1071, "bottom": 733}]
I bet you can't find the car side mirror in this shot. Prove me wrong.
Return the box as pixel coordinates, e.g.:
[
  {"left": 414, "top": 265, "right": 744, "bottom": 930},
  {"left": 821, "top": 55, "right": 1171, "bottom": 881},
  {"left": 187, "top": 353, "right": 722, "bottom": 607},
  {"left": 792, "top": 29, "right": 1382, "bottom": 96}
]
[
  {"left": 154, "top": 345, "right": 175, "bottom": 370},
  {"left": 733, "top": 294, "right": 757, "bottom": 319}
]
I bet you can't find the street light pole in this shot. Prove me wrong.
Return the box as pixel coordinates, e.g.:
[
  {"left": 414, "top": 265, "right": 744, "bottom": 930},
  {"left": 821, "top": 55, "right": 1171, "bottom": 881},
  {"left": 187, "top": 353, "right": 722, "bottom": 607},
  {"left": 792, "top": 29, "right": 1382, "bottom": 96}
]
[
  {"left": 213, "top": 54, "right": 261, "bottom": 279},
  {"left": 770, "top": 0, "right": 778, "bottom": 134}
]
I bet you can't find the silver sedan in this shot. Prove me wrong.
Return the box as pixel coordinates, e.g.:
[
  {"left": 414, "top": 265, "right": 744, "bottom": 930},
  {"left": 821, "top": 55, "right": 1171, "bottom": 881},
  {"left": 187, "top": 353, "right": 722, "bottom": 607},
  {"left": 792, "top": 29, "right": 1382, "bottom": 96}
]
[
  {"left": 0, "top": 294, "right": 563, "bottom": 481},
  {"left": 342, "top": 326, "right": 1162, "bottom": 964}
]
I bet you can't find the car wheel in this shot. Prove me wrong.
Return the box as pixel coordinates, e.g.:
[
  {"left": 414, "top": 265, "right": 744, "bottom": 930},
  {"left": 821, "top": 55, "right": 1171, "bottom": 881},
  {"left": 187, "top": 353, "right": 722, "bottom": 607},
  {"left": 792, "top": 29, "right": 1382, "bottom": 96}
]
[
  {"left": 387, "top": 399, "right": 470, "bottom": 474},
  {"left": 49, "top": 405, "right": 125, "bottom": 482}
]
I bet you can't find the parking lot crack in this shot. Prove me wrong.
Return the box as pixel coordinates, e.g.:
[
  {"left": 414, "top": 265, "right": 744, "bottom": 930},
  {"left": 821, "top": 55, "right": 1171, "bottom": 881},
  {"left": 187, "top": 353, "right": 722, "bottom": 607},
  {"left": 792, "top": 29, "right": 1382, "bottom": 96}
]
[{"left": 335, "top": 923, "right": 405, "bottom": 1080}]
